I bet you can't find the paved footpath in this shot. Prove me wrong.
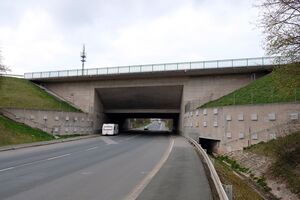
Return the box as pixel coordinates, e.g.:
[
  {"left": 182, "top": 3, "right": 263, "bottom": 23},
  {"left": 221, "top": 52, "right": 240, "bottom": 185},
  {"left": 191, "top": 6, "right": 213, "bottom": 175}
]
[{"left": 137, "top": 137, "right": 212, "bottom": 200}]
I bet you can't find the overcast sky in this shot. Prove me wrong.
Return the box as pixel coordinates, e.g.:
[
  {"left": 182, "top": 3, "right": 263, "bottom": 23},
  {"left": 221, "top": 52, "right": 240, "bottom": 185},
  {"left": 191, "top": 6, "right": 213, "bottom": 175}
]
[{"left": 0, "top": 0, "right": 264, "bottom": 75}]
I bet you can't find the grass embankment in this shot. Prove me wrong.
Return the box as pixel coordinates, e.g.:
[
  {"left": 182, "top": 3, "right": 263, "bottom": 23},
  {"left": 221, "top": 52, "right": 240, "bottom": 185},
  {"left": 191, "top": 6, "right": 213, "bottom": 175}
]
[
  {"left": 201, "top": 63, "right": 300, "bottom": 108},
  {"left": 245, "top": 132, "right": 300, "bottom": 198},
  {"left": 0, "top": 115, "right": 54, "bottom": 147},
  {"left": 214, "top": 159, "right": 264, "bottom": 200},
  {"left": 0, "top": 77, "right": 79, "bottom": 112}
]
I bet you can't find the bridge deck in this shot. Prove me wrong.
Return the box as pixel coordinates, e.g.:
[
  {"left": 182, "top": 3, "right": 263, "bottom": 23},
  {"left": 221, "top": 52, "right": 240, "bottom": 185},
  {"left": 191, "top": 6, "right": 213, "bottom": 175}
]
[{"left": 24, "top": 57, "right": 280, "bottom": 81}]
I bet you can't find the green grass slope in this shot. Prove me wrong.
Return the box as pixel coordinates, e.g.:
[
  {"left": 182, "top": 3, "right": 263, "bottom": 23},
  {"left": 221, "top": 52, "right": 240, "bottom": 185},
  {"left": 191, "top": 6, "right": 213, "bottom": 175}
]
[
  {"left": 0, "top": 115, "right": 54, "bottom": 147},
  {"left": 0, "top": 77, "right": 80, "bottom": 112},
  {"left": 246, "top": 132, "right": 300, "bottom": 198},
  {"left": 201, "top": 63, "right": 300, "bottom": 108}
]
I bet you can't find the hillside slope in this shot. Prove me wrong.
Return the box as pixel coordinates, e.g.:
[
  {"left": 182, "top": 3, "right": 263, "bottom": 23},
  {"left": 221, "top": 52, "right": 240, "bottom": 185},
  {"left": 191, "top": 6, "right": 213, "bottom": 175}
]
[
  {"left": 0, "top": 115, "right": 54, "bottom": 147},
  {"left": 201, "top": 63, "right": 300, "bottom": 108},
  {"left": 0, "top": 77, "right": 79, "bottom": 112}
]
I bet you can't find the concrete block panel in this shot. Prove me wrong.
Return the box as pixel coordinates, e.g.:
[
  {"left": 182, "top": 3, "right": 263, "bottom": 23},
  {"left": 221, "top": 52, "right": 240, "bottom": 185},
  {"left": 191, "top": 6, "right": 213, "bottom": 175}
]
[
  {"left": 74, "top": 117, "right": 78, "bottom": 121},
  {"left": 213, "top": 108, "right": 218, "bottom": 115},
  {"left": 203, "top": 121, "right": 207, "bottom": 127},
  {"left": 196, "top": 110, "right": 199, "bottom": 116},
  {"left": 251, "top": 133, "right": 258, "bottom": 140},
  {"left": 203, "top": 109, "right": 207, "bottom": 115},
  {"left": 66, "top": 116, "right": 69, "bottom": 121},
  {"left": 55, "top": 116, "right": 59, "bottom": 121},
  {"left": 251, "top": 113, "right": 258, "bottom": 121},
  {"left": 30, "top": 115, "right": 35, "bottom": 120},
  {"left": 43, "top": 116, "right": 47, "bottom": 120},
  {"left": 213, "top": 121, "right": 218, "bottom": 127},
  {"left": 226, "top": 114, "right": 232, "bottom": 121},
  {"left": 239, "top": 132, "right": 245, "bottom": 139},
  {"left": 226, "top": 132, "right": 232, "bottom": 138},
  {"left": 238, "top": 113, "right": 244, "bottom": 121},
  {"left": 290, "top": 112, "right": 299, "bottom": 120},
  {"left": 268, "top": 112, "right": 276, "bottom": 121}
]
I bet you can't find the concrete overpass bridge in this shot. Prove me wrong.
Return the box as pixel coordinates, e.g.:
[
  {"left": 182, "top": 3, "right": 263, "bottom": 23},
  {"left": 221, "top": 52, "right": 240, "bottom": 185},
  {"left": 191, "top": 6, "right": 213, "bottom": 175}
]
[{"left": 24, "top": 57, "right": 277, "bottom": 133}]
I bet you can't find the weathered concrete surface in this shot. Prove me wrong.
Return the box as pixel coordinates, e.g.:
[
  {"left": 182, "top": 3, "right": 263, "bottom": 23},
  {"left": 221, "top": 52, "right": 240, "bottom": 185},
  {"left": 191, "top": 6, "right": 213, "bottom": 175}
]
[
  {"left": 184, "top": 103, "right": 300, "bottom": 152},
  {"left": 0, "top": 109, "right": 93, "bottom": 135},
  {"left": 38, "top": 73, "right": 259, "bottom": 133}
]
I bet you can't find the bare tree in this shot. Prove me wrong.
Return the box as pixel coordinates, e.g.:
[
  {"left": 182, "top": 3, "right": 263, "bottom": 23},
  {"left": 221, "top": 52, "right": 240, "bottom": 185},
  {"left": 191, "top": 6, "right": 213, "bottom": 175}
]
[
  {"left": 257, "top": 0, "right": 300, "bottom": 62},
  {"left": 0, "top": 49, "right": 10, "bottom": 75}
]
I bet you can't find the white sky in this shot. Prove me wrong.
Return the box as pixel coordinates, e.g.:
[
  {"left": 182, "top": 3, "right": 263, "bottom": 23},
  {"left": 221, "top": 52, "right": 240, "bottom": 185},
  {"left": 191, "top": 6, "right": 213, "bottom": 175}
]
[{"left": 0, "top": 0, "right": 265, "bottom": 75}]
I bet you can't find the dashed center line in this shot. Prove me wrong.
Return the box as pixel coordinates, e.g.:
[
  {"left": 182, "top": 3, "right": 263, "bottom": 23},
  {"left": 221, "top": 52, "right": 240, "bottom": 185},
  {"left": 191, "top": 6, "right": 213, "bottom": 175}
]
[
  {"left": 85, "top": 146, "right": 99, "bottom": 151},
  {"left": 0, "top": 167, "right": 15, "bottom": 172},
  {"left": 0, "top": 153, "right": 72, "bottom": 173},
  {"left": 46, "top": 153, "right": 71, "bottom": 160}
]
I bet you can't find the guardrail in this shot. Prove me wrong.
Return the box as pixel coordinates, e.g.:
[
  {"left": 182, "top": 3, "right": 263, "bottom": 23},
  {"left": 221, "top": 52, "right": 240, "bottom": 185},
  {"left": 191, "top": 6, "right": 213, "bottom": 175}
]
[
  {"left": 24, "top": 56, "right": 281, "bottom": 79},
  {"left": 185, "top": 136, "right": 229, "bottom": 200}
]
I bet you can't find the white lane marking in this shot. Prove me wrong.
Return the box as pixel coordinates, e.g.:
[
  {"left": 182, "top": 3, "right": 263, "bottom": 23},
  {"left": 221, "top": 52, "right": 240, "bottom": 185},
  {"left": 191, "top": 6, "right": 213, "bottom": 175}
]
[
  {"left": 124, "top": 137, "right": 175, "bottom": 200},
  {"left": 0, "top": 167, "right": 14, "bottom": 172},
  {"left": 46, "top": 153, "right": 71, "bottom": 161},
  {"left": 85, "top": 146, "right": 99, "bottom": 151},
  {"left": 101, "top": 137, "right": 118, "bottom": 145},
  {"left": 0, "top": 153, "right": 72, "bottom": 173}
]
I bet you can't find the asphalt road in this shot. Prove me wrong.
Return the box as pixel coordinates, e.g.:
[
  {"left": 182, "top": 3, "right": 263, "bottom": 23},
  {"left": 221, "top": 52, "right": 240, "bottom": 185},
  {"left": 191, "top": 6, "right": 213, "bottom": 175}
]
[{"left": 0, "top": 132, "right": 211, "bottom": 200}]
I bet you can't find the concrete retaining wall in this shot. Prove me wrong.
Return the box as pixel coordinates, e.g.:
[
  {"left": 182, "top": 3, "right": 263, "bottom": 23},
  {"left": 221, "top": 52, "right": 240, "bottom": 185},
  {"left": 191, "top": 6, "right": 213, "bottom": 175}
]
[
  {"left": 183, "top": 103, "right": 300, "bottom": 153},
  {"left": 1, "top": 109, "right": 93, "bottom": 135}
]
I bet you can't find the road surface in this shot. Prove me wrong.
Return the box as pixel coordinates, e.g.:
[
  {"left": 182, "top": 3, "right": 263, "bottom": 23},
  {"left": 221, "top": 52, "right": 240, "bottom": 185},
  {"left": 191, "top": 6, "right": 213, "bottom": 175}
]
[{"left": 0, "top": 132, "right": 211, "bottom": 200}]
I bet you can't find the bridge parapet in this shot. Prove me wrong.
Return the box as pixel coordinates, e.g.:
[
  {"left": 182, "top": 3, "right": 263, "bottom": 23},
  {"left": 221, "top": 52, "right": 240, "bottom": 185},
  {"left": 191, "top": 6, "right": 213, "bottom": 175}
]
[{"left": 24, "top": 57, "right": 281, "bottom": 80}]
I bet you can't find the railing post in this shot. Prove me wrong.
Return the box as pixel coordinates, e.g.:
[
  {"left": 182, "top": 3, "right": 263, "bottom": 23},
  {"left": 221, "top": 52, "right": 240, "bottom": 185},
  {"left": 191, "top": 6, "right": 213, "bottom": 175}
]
[
  {"left": 190, "top": 62, "right": 192, "bottom": 69},
  {"left": 262, "top": 57, "right": 264, "bottom": 65},
  {"left": 217, "top": 60, "right": 219, "bottom": 68},
  {"left": 164, "top": 64, "right": 166, "bottom": 71}
]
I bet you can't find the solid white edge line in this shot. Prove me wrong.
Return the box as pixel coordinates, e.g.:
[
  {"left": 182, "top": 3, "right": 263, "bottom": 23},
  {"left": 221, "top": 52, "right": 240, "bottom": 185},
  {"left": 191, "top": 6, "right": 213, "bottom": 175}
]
[{"left": 124, "top": 137, "right": 175, "bottom": 200}]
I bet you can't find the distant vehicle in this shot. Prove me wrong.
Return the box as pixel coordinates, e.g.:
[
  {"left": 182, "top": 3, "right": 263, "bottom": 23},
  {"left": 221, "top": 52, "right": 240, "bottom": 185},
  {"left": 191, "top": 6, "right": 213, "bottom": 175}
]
[
  {"left": 144, "top": 126, "right": 149, "bottom": 130},
  {"left": 102, "top": 124, "right": 119, "bottom": 136}
]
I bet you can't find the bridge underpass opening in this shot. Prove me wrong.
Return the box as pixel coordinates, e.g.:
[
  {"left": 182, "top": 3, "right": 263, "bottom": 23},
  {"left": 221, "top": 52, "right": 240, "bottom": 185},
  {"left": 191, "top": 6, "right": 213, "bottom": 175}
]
[
  {"left": 128, "top": 118, "right": 174, "bottom": 132},
  {"left": 94, "top": 85, "right": 183, "bottom": 134},
  {"left": 198, "top": 137, "right": 220, "bottom": 154}
]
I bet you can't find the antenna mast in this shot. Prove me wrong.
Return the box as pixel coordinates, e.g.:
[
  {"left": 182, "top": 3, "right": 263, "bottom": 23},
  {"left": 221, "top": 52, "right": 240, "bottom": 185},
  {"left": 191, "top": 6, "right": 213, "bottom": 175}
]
[{"left": 80, "top": 44, "right": 86, "bottom": 75}]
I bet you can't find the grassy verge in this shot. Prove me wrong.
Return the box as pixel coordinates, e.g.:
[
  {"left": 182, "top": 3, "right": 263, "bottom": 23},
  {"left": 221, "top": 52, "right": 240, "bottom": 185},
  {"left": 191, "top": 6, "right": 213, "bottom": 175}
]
[
  {"left": 214, "top": 159, "right": 264, "bottom": 200},
  {"left": 0, "top": 77, "right": 80, "bottom": 112},
  {"left": 201, "top": 63, "right": 300, "bottom": 108},
  {"left": 0, "top": 115, "right": 54, "bottom": 147},
  {"left": 245, "top": 132, "right": 300, "bottom": 198}
]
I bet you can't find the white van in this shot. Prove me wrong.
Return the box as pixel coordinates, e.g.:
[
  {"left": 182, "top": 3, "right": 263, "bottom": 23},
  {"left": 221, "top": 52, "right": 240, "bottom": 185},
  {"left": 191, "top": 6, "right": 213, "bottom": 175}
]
[{"left": 102, "top": 124, "right": 119, "bottom": 136}]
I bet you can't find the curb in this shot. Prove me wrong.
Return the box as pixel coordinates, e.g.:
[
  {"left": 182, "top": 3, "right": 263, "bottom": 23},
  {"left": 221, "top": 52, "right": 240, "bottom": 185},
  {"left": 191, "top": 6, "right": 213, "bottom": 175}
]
[{"left": 0, "top": 134, "right": 100, "bottom": 152}]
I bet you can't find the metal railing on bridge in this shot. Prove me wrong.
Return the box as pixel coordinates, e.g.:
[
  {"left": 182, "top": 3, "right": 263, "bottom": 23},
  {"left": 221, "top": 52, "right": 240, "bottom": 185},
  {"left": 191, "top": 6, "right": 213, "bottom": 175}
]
[{"left": 24, "top": 56, "right": 282, "bottom": 79}]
